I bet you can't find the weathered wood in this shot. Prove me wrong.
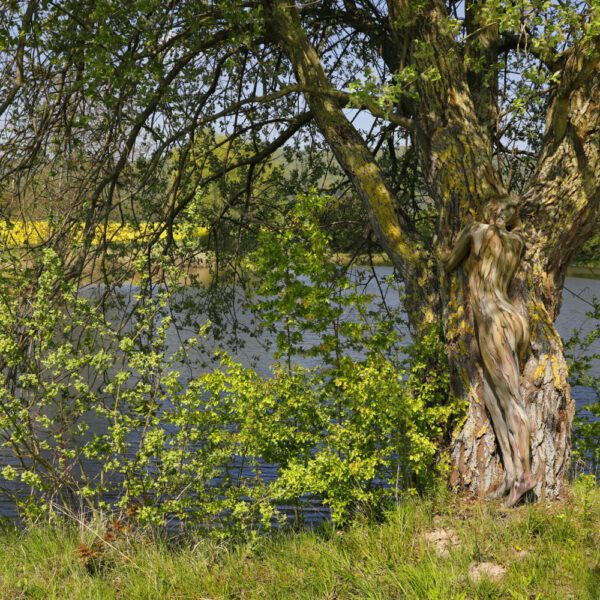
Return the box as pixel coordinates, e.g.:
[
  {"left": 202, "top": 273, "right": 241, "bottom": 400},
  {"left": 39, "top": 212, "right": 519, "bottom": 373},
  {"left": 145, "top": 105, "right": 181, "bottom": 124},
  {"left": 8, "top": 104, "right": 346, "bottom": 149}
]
[{"left": 445, "top": 197, "right": 535, "bottom": 505}]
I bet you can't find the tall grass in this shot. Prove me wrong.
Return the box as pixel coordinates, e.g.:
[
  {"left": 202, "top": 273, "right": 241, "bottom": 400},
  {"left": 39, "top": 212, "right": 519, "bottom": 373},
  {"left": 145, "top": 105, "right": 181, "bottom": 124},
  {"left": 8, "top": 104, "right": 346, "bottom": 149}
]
[{"left": 0, "top": 478, "right": 597, "bottom": 599}]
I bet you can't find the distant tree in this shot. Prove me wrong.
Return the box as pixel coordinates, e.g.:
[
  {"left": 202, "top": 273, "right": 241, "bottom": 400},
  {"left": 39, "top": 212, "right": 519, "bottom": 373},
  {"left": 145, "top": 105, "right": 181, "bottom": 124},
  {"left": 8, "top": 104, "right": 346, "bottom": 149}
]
[{"left": 1, "top": 0, "right": 598, "bottom": 501}]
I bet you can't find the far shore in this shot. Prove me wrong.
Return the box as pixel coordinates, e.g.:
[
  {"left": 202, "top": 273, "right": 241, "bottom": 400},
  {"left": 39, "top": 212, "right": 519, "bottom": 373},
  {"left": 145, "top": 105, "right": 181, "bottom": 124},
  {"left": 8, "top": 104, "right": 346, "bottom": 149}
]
[
  {"left": 333, "top": 254, "right": 600, "bottom": 280},
  {"left": 4, "top": 246, "right": 600, "bottom": 284},
  {"left": 566, "top": 264, "right": 600, "bottom": 279}
]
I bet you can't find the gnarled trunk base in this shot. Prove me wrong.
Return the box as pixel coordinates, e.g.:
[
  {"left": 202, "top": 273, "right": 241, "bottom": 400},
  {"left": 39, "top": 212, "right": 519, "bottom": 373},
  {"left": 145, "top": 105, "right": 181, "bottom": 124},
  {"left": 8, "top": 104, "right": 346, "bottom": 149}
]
[{"left": 449, "top": 309, "right": 574, "bottom": 500}]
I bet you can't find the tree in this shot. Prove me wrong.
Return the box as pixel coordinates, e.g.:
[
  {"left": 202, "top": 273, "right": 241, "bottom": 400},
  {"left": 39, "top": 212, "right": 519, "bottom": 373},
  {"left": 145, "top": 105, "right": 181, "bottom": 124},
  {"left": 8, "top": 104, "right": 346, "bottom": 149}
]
[{"left": 1, "top": 0, "right": 598, "bottom": 502}]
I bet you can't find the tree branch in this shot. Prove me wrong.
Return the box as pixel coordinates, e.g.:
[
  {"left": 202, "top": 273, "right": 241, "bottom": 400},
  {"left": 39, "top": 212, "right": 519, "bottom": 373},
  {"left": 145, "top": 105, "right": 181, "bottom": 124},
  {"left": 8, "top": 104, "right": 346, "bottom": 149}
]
[
  {"left": 522, "top": 35, "right": 600, "bottom": 301},
  {"left": 498, "top": 32, "right": 562, "bottom": 72},
  {"left": 0, "top": 0, "right": 36, "bottom": 119},
  {"left": 263, "top": 0, "right": 424, "bottom": 279}
]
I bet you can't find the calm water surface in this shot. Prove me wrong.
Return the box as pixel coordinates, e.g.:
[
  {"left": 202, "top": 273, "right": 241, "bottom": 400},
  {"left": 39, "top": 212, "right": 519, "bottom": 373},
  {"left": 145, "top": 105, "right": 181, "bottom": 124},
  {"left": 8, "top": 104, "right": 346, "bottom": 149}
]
[{"left": 0, "top": 270, "right": 598, "bottom": 520}]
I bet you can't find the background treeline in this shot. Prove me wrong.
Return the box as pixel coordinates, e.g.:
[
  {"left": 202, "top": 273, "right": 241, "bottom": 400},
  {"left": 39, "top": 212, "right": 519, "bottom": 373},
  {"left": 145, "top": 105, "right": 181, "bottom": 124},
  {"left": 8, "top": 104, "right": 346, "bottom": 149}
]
[{"left": 3, "top": 142, "right": 598, "bottom": 265}]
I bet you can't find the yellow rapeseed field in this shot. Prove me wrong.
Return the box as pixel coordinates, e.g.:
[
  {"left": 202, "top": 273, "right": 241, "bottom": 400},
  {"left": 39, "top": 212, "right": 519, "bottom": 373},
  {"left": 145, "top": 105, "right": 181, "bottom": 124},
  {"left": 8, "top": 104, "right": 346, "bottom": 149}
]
[{"left": 0, "top": 220, "right": 207, "bottom": 247}]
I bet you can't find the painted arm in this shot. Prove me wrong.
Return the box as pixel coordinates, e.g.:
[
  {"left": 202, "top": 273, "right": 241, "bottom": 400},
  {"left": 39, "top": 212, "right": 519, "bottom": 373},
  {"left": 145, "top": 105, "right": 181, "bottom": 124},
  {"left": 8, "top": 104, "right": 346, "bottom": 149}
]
[{"left": 444, "top": 224, "right": 474, "bottom": 272}]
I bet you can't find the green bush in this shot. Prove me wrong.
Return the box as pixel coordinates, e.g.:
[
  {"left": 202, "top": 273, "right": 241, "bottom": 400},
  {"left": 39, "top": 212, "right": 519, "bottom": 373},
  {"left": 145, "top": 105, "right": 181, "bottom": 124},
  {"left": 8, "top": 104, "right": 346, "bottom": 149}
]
[
  {"left": 0, "top": 193, "right": 459, "bottom": 533},
  {"left": 565, "top": 300, "right": 600, "bottom": 475},
  {"left": 0, "top": 249, "right": 281, "bottom": 535}
]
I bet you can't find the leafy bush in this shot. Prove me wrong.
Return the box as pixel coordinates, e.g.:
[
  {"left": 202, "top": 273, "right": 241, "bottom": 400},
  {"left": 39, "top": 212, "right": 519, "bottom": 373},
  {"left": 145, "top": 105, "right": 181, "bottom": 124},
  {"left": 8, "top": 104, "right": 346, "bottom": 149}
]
[
  {"left": 0, "top": 249, "right": 288, "bottom": 535},
  {"left": 0, "top": 193, "right": 458, "bottom": 533},
  {"left": 565, "top": 300, "right": 600, "bottom": 475},
  {"left": 237, "top": 191, "right": 456, "bottom": 522}
]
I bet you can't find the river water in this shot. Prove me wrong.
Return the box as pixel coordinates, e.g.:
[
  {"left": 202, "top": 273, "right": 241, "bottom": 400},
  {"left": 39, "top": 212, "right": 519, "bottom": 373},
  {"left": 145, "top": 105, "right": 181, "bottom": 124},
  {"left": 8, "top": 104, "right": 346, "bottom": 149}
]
[
  {"left": 193, "top": 268, "right": 600, "bottom": 409},
  {"left": 0, "top": 269, "right": 598, "bottom": 521},
  {"left": 554, "top": 275, "right": 600, "bottom": 408}
]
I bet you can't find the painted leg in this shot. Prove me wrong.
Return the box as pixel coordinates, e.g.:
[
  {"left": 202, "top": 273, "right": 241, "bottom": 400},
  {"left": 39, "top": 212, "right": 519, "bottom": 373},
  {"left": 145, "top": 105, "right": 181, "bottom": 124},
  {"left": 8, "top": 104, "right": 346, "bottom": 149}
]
[
  {"left": 505, "top": 401, "right": 535, "bottom": 507},
  {"left": 490, "top": 366, "right": 534, "bottom": 507},
  {"left": 482, "top": 374, "right": 515, "bottom": 499},
  {"left": 481, "top": 344, "right": 534, "bottom": 506}
]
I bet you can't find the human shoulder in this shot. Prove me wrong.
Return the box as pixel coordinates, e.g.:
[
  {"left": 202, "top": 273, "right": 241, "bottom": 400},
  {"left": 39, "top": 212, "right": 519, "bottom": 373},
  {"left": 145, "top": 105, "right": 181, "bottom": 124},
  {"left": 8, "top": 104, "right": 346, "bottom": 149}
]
[{"left": 456, "top": 221, "right": 485, "bottom": 239}]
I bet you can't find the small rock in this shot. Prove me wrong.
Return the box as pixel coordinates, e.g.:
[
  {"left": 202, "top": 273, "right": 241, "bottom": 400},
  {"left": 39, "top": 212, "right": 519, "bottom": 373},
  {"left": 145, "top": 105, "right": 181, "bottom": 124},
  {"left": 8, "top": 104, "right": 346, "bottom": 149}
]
[
  {"left": 468, "top": 561, "right": 507, "bottom": 583},
  {"left": 424, "top": 528, "right": 460, "bottom": 557}
]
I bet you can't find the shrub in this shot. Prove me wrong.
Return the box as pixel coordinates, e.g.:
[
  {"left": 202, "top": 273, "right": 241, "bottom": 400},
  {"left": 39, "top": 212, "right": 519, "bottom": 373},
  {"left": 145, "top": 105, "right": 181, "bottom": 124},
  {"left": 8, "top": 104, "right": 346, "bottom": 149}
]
[{"left": 0, "top": 193, "right": 459, "bottom": 533}]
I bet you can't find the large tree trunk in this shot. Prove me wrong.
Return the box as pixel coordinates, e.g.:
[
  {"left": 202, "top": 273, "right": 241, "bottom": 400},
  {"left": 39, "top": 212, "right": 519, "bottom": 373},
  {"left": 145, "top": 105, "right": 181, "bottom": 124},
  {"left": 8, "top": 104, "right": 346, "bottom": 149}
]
[
  {"left": 267, "top": 0, "right": 600, "bottom": 502},
  {"left": 446, "top": 258, "right": 574, "bottom": 500},
  {"left": 448, "top": 38, "right": 600, "bottom": 499}
]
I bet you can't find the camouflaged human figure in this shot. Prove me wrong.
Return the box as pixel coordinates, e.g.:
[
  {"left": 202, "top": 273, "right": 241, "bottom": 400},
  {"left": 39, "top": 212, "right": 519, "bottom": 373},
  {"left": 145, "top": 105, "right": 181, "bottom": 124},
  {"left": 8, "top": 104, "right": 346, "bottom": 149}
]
[{"left": 445, "top": 195, "right": 535, "bottom": 506}]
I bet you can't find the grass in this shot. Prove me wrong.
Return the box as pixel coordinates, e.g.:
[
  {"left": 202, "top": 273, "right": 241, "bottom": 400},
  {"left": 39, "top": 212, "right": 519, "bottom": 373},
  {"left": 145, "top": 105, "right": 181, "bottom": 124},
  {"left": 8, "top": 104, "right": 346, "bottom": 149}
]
[{"left": 0, "top": 479, "right": 598, "bottom": 599}]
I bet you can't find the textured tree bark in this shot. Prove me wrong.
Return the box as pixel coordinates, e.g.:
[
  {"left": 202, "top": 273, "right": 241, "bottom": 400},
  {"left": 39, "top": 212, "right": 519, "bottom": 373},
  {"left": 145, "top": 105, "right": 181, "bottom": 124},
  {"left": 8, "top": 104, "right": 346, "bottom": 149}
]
[
  {"left": 447, "top": 39, "right": 600, "bottom": 500},
  {"left": 447, "top": 246, "right": 574, "bottom": 501},
  {"left": 266, "top": 0, "right": 600, "bottom": 503},
  {"left": 464, "top": 0, "right": 500, "bottom": 147},
  {"left": 445, "top": 200, "right": 537, "bottom": 506}
]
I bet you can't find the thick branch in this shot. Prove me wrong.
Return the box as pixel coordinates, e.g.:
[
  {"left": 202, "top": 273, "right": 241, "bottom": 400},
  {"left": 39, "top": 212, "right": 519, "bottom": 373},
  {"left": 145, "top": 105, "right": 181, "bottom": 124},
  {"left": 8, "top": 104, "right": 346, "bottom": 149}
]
[
  {"left": 522, "top": 36, "right": 600, "bottom": 311},
  {"left": 319, "top": 87, "right": 414, "bottom": 130},
  {"left": 406, "top": 0, "right": 505, "bottom": 232},
  {"left": 465, "top": 0, "right": 500, "bottom": 147},
  {"left": 263, "top": 0, "right": 424, "bottom": 279}
]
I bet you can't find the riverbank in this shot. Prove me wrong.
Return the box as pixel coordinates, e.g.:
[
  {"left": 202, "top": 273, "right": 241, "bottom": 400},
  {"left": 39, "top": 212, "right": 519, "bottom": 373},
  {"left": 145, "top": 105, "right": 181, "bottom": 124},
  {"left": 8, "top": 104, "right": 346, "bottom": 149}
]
[
  {"left": 567, "top": 264, "right": 600, "bottom": 280},
  {"left": 332, "top": 253, "right": 600, "bottom": 279},
  {"left": 0, "top": 479, "right": 597, "bottom": 599}
]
